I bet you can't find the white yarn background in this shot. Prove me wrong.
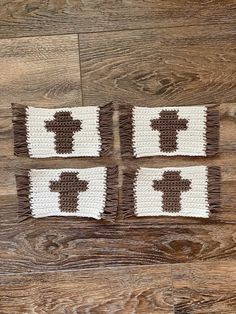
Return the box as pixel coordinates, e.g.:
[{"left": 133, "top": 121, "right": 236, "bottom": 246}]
[
  {"left": 29, "top": 167, "right": 107, "bottom": 219},
  {"left": 26, "top": 106, "right": 101, "bottom": 157},
  {"left": 133, "top": 106, "right": 207, "bottom": 157}
]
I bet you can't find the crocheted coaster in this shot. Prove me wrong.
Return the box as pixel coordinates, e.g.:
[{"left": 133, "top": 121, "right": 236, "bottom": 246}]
[
  {"left": 122, "top": 166, "right": 221, "bottom": 218},
  {"left": 12, "top": 103, "right": 113, "bottom": 158},
  {"left": 120, "top": 105, "right": 219, "bottom": 157},
  {"left": 16, "top": 167, "right": 118, "bottom": 221}
]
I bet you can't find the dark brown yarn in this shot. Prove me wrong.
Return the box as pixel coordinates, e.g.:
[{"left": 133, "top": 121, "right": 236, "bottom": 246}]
[
  {"left": 99, "top": 102, "right": 114, "bottom": 157},
  {"left": 49, "top": 172, "right": 88, "bottom": 212},
  {"left": 101, "top": 166, "right": 119, "bottom": 222},
  {"left": 15, "top": 171, "right": 31, "bottom": 221},
  {"left": 151, "top": 110, "right": 188, "bottom": 153},
  {"left": 119, "top": 104, "right": 134, "bottom": 157},
  {"left": 45, "top": 111, "right": 82, "bottom": 154},
  {"left": 206, "top": 106, "right": 220, "bottom": 156},
  {"left": 207, "top": 166, "right": 221, "bottom": 212},
  {"left": 153, "top": 171, "right": 191, "bottom": 212},
  {"left": 11, "top": 103, "right": 29, "bottom": 157},
  {"left": 120, "top": 168, "right": 138, "bottom": 219}
]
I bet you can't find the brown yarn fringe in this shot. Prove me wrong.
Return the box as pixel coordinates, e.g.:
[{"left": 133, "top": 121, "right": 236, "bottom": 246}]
[
  {"left": 11, "top": 103, "right": 29, "bottom": 157},
  {"left": 101, "top": 166, "right": 119, "bottom": 222},
  {"left": 206, "top": 106, "right": 220, "bottom": 156},
  {"left": 99, "top": 102, "right": 114, "bottom": 157},
  {"left": 207, "top": 166, "right": 221, "bottom": 213},
  {"left": 15, "top": 171, "right": 32, "bottom": 221},
  {"left": 119, "top": 104, "right": 135, "bottom": 157},
  {"left": 120, "top": 168, "right": 138, "bottom": 219}
]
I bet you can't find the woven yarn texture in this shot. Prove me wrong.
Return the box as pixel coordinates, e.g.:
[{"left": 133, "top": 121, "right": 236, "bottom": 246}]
[
  {"left": 120, "top": 105, "right": 219, "bottom": 157},
  {"left": 122, "top": 166, "right": 221, "bottom": 218},
  {"left": 16, "top": 167, "right": 118, "bottom": 221},
  {"left": 12, "top": 103, "right": 113, "bottom": 158}
]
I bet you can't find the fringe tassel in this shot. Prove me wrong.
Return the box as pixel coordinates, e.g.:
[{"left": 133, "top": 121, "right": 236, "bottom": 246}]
[
  {"left": 119, "top": 105, "right": 135, "bottom": 157},
  {"left": 11, "top": 103, "right": 29, "bottom": 157},
  {"left": 207, "top": 166, "right": 221, "bottom": 213},
  {"left": 206, "top": 106, "right": 220, "bottom": 156},
  {"left": 101, "top": 166, "right": 119, "bottom": 222},
  {"left": 15, "top": 171, "right": 32, "bottom": 221},
  {"left": 120, "top": 168, "right": 138, "bottom": 219},
  {"left": 99, "top": 102, "right": 114, "bottom": 157}
]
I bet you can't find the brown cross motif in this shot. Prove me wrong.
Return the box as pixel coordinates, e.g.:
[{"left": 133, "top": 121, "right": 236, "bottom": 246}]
[
  {"left": 153, "top": 171, "right": 191, "bottom": 212},
  {"left": 50, "top": 172, "right": 88, "bottom": 212},
  {"left": 45, "top": 111, "right": 82, "bottom": 154},
  {"left": 150, "top": 110, "right": 188, "bottom": 152}
]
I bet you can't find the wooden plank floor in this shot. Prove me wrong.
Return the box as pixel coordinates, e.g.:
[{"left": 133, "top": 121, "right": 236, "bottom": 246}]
[
  {"left": 0, "top": 1, "right": 236, "bottom": 38},
  {"left": 0, "top": 1, "right": 235, "bottom": 313}
]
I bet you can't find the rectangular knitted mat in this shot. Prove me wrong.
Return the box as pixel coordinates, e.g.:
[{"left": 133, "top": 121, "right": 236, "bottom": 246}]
[
  {"left": 120, "top": 105, "right": 219, "bottom": 157},
  {"left": 16, "top": 167, "right": 118, "bottom": 221},
  {"left": 12, "top": 103, "right": 113, "bottom": 158},
  {"left": 122, "top": 166, "right": 221, "bottom": 219}
]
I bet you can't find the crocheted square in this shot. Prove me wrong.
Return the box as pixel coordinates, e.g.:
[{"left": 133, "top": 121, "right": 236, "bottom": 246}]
[
  {"left": 122, "top": 166, "right": 221, "bottom": 218},
  {"left": 16, "top": 167, "right": 118, "bottom": 221},
  {"left": 120, "top": 105, "right": 219, "bottom": 157},
  {"left": 12, "top": 103, "right": 113, "bottom": 158}
]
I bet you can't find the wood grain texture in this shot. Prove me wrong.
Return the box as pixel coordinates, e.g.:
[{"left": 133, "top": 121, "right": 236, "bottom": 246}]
[
  {"left": 1, "top": 262, "right": 235, "bottom": 314},
  {"left": 0, "top": 218, "right": 235, "bottom": 273},
  {"left": 0, "top": 34, "right": 81, "bottom": 112},
  {"left": 80, "top": 25, "right": 236, "bottom": 107},
  {"left": 0, "top": 9, "right": 235, "bottom": 313},
  {"left": 172, "top": 261, "right": 236, "bottom": 313},
  {"left": 0, "top": 265, "right": 173, "bottom": 314},
  {"left": 0, "top": 0, "right": 235, "bottom": 38}
]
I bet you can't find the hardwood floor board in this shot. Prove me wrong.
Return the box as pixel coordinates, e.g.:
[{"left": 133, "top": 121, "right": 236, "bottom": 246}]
[
  {"left": 172, "top": 261, "right": 236, "bottom": 313},
  {"left": 80, "top": 25, "right": 236, "bottom": 107},
  {"left": 0, "top": 34, "right": 81, "bottom": 114},
  {"left": 0, "top": 221, "right": 235, "bottom": 274},
  {"left": 1, "top": 261, "right": 234, "bottom": 313},
  {"left": 171, "top": 264, "right": 193, "bottom": 314},
  {"left": 0, "top": 1, "right": 235, "bottom": 38},
  {"left": 0, "top": 265, "right": 173, "bottom": 314}
]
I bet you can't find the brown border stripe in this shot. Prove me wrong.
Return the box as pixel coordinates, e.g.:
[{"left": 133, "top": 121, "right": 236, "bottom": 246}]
[
  {"left": 15, "top": 170, "right": 32, "bottom": 221},
  {"left": 119, "top": 104, "right": 134, "bottom": 157},
  {"left": 98, "top": 166, "right": 119, "bottom": 221},
  {"left": 207, "top": 166, "right": 221, "bottom": 213},
  {"left": 11, "top": 103, "right": 29, "bottom": 157},
  {"left": 99, "top": 102, "right": 114, "bottom": 157},
  {"left": 120, "top": 168, "right": 138, "bottom": 219},
  {"left": 206, "top": 106, "right": 220, "bottom": 156}
]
